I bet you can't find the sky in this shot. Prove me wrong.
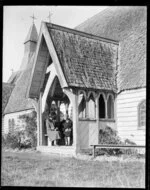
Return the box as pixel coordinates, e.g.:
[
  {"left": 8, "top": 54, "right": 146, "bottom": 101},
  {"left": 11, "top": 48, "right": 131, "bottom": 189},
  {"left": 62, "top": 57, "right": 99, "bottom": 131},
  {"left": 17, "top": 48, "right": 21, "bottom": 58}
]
[{"left": 3, "top": 6, "right": 108, "bottom": 82}]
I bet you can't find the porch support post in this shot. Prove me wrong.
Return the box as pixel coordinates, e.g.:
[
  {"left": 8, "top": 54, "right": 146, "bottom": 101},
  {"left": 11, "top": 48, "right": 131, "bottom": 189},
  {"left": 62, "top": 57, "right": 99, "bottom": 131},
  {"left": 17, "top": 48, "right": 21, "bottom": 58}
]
[
  {"left": 72, "top": 90, "right": 79, "bottom": 153},
  {"left": 63, "top": 88, "right": 79, "bottom": 154},
  {"left": 86, "top": 97, "right": 89, "bottom": 118},
  {"left": 105, "top": 97, "right": 108, "bottom": 119},
  {"left": 95, "top": 94, "right": 99, "bottom": 144},
  {"left": 39, "top": 92, "right": 43, "bottom": 145},
  {"left": 114, "top": 94, "right": 117, "bottom": 128}
]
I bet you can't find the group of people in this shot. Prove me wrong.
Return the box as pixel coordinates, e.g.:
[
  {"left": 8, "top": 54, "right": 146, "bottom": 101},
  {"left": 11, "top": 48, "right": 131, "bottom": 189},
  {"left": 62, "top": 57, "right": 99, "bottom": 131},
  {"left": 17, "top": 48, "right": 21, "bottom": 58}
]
[{"left": 45, "top": 113, "right": 73, "bottom": 146}]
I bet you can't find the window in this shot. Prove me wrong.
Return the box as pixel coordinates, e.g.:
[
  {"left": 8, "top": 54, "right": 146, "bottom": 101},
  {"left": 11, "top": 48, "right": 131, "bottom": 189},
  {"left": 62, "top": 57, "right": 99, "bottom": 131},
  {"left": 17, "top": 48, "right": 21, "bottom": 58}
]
[
  {"left": 99, "top": 94, "right": 105, "bottom": 118},
  {"left": 78, "top": 92, "right": 86, "bottom": 118},
  {"left": 8, "top": 119, "right": 11, "bottom": 132},
  {"left": 107, "top": 95, "right": 114, "bottom": 119},
  {"left": 88, "top": 93, "right": 96, "bottom": 119},
  {"left": 8, "top": 118, "right": 15, "bottom": 133},
  {"left": 138, "top": 100, "right": 146, "bottom": 129},
  {"left": 11, "top": 119, "right": 15, "bottom": 132}
]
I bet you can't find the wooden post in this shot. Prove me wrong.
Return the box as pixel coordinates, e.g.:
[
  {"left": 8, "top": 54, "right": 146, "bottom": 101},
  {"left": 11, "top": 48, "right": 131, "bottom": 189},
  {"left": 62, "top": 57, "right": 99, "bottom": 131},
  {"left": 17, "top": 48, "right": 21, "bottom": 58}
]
[
  {"left": 72, "top": 90, "right": 79, "bottom": 153},
  {"left": 92, "top": 145, "right": 96, "bottom": 158},
  {"left": 39, "top": 92, "right": 43, "bottom": 145},
  {"left": 86, "top": 98, "right": 89, "bottom": 118},
  {"left": 105, "top": 98, "right": 108, "bottom": 119},
  {"left": 63, "top": 88, "right": 79, "bottom": 154},
  {"left": 95, "top": 95, "right": 99, "bottom": 144},
  {"left": 36, "top": 98, "right": 40, "bottom": 147}
]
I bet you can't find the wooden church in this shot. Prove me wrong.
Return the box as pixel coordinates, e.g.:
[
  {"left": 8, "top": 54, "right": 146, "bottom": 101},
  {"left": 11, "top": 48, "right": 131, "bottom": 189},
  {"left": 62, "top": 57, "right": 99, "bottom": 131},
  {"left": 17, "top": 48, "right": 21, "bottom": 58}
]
[{"left": 3, "top": 6, "right": 146, "bottom": 155}]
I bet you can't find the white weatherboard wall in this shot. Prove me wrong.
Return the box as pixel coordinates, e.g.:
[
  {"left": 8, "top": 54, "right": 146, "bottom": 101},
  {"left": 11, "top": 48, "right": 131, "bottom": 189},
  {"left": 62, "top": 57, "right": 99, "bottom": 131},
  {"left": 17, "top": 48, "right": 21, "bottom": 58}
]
[
  {"left": 3, "top": 109, "right": 34, "bottom": 134},
  {"left": 116, "top": 88, "right": 146, "bottom": 145}
]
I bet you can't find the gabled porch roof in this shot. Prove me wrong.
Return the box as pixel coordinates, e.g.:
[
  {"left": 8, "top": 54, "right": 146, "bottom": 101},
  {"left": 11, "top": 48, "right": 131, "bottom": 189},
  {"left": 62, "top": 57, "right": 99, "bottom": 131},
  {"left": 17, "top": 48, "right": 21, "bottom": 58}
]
[{"left": 27, "top": 22, "right": 118, "bottom": 99}]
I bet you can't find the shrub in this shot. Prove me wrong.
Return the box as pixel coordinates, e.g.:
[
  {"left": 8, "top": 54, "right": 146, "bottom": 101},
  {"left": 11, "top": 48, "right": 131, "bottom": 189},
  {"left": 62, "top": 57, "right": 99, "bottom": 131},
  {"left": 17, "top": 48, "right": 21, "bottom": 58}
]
[
  {"left": 2, "top": 111, "right": 37, "bottom": 149},
  {"left": 98, "top": 126, "right": 124, "bottom": 156},
  {"left": 19, "top": 111, "right": 37, "bottom": 148},
  {"left": 2, "top": 131, "right": 22, "bottom": 149},
  {"left": 97, "top": 126, "right": 141, "bottom": 156}
]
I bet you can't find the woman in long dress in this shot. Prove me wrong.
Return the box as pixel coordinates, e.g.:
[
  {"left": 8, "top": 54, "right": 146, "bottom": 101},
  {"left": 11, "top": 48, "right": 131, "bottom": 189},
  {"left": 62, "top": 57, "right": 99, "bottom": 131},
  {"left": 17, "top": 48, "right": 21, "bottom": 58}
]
[{"left": 46, "top": 115, "right": 60, "bottom": 146}]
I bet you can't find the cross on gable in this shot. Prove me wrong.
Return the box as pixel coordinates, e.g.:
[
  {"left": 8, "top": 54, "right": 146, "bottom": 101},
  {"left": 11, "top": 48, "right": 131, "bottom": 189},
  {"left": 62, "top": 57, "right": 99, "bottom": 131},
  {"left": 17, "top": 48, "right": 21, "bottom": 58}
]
[
  {"left": 47, "top": 11, "right": 53, "bottom": 23},
  {"left": 30, "top": 14, "right": 37, "bottom": 24}
]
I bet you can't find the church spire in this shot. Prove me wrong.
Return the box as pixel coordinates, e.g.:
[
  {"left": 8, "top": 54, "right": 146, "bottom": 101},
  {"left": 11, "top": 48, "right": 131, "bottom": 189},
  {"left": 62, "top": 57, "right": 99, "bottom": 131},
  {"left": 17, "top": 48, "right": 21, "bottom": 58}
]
[
  {"left": 24, "top": 22, "right": 38, "bottom": 44},
  {"left": 19, "top": 18, "right": 38, "bottom": 71}
]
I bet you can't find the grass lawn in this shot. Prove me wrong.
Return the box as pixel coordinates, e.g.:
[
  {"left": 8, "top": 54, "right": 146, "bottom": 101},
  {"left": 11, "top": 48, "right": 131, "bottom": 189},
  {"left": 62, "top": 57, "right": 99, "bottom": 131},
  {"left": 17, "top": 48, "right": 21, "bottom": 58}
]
[{"left": 1, "top": 150, "right": 145, "bottom": 187}]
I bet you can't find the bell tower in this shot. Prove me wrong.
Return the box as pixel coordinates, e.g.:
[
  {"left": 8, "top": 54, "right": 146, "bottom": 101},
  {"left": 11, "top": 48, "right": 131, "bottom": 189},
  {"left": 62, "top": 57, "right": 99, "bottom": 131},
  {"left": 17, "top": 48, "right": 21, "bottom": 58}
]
[{"left": 19, "top": 16, "right": 38, "bottom": 71}]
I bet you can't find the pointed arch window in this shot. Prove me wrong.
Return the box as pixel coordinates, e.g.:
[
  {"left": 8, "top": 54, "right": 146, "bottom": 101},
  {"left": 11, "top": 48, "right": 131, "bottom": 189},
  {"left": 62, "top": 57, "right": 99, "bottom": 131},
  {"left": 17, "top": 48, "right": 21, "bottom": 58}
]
[
  {"left": 88, "top": 93, "right": 96, "bottom": 119},
  {"left": 99, "top": 94, "right": 105, "bottom": 119},
  {"left": 138, "top": 100, "right": 146, "bottom": 129},
  {"left": 8, "top": 119, "right": 11, "bottom": 132},
  {"left": 107, "top": 95, "right": 114, "bottom": 119},
  {"left": 8, "top": 118, "right": 15, "bottom": 133},
  {"left": 78, "top": 91, "right": 86, "bottom": 118}
]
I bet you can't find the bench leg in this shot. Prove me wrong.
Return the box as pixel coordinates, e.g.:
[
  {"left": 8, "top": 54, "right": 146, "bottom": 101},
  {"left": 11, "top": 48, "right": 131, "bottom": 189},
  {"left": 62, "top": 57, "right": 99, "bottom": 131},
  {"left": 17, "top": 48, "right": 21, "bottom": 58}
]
[{"left": 92, "top": 146, "right": 95, "bottom": 158}]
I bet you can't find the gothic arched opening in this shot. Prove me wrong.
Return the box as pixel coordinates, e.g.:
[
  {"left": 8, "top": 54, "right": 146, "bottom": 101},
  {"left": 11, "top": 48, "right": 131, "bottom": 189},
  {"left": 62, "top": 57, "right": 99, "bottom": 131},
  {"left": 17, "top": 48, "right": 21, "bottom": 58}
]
[
  {"left": 88, "top": 93, "right": 96, "bottom": 119},
  {"left": 44, "top": 76, "right": 73, "bottom": 146},
  {"left": 99, "top": 94, "right": 105, "bottom": 119},
  {"left": 78, "top": 91, "right": 86, "bottom": 118}
]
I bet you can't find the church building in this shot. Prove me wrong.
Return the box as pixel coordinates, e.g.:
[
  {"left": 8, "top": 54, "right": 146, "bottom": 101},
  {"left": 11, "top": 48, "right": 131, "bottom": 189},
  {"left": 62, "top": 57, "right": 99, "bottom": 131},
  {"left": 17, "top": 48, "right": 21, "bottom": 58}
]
[{"left": 3, "top": 6, "right": 146, "bottom": 155}]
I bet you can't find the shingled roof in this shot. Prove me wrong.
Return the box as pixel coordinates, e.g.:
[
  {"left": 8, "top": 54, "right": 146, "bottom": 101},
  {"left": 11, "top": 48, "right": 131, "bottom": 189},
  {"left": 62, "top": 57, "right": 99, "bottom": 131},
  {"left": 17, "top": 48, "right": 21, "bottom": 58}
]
[
  {"left": 46, "top": 23, "right": 118, "bottom": 92},
  {"left": 4, "top": 54, "right": 35, "bottom": 114},
  {"left": 24, "top": 23, "right": 38, "bottom": 44},
  {"left": 7, "top": 71, "right": 22, "bottom": 85},
  {"left": 2, "top": 83, "right": 14, "bottom": 114},
  {"left": 76, "top": 6, "right": 146, "bottom": 92},
  {"left": 4, "top": 23, "right": 38, "bottom": 114}
]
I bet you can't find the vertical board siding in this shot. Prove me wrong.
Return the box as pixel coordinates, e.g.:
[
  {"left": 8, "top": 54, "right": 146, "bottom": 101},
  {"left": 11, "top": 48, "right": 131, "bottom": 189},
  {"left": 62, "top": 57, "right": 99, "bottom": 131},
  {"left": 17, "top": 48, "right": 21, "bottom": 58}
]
[
  {"left": 2, "top": 117, "right": 4, "bottom": 135},
  {"left": 89, "top": 121, "right": 98, "bottom": 146},
  {"left": 78, "top": 121, "right": 89, "bottom": 149},
  {"left": 3, "top": 109, "right": 34, "bottom": 134},
  {"left": 117, "top": 88, "right": 146, "bottom": 145}
]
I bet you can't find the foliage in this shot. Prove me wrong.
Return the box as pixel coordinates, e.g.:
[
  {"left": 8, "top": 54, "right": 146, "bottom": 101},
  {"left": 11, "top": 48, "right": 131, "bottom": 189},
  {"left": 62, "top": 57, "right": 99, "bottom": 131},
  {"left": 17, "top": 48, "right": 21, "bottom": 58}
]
[
  {"left": 98, "top": 126, "right": 125, "bottom": 156},
  {"left": 2, "top": 111, "right": 37, "bottom": 149},
  {"left": 97, "top": 126, "right": 140, "bottom": 156},
  {"left": 2, "top": 130, "right": 32, "bottom": 149},
  {"left": 19, "top": 111, "right": 37, "bottom": 147}
]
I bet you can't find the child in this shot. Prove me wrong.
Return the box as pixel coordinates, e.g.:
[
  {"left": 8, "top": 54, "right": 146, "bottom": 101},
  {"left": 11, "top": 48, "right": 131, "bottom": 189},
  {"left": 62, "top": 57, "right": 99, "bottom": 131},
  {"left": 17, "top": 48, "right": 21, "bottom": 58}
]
[{"left": 63, "top": 117, "right": 72, "bottom": 146}]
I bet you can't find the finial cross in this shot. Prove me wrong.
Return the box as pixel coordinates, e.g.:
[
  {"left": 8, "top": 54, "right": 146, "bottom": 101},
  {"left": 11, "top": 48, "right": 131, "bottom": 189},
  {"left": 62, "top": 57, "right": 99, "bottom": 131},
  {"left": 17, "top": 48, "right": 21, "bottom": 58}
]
[
  {"left": 30, "top": 14, "right": 36, "bottom": 24},
  {"left": 47, "top": 11, "right": 53, "bottom": 23}
]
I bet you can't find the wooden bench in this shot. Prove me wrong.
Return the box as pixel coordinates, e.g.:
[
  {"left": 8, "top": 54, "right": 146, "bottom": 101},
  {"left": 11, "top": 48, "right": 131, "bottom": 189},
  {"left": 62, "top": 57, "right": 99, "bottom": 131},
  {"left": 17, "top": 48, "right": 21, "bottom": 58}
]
[{"left": 90, "top": 144, "right": 145, "bottom": 157}]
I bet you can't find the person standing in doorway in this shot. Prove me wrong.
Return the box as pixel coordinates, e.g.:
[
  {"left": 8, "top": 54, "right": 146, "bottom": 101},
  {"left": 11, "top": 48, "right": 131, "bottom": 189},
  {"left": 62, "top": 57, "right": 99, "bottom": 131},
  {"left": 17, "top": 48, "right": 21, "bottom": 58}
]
[
  {"left": 63, "top": 116, "right": 72, "bottom": 146},
  {"left": 46, "top": 114, "right": 60, "bottom": 146}
]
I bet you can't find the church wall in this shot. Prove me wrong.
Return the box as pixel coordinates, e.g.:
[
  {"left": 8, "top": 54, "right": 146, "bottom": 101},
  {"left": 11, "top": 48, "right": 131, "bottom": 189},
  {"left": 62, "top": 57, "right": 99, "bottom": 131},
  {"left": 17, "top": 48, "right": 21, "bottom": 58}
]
[
  {"left": 3, "top": 109, "right": 34, "bottom": 134},
  {"left": 78, "top": 120, "right": 98, "bottom": 149},
  {"left": 116, "top": 88, "right": 146, "bottom": 145},
  {"left": 78, "top": 120, "right": 89, "bottom": 149}
]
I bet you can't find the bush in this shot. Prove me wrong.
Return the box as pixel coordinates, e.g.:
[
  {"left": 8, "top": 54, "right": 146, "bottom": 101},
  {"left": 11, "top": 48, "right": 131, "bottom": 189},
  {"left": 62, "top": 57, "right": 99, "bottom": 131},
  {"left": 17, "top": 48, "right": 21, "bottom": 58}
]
[
  {"left": 98, "top": 126, "right": 124, "bottom": 156},
  {"left": 19, "top": 111, "right": 37, "bottom": 148},
  {"left": 2, "top": 111, "right": 37, "bottom": 149},
  {"left": 97, "top": 126, "right": 141, "bottom": 156},
  {"left": 2, "top": 131, "right": 22, "bottom": 149}
]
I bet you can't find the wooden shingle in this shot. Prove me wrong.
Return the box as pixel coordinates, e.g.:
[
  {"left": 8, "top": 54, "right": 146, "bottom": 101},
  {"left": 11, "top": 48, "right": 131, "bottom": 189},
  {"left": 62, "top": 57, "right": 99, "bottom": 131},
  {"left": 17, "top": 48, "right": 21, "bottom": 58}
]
[
  {"left": 76, "top": 6, "right": 146, "bottom": 92},
  {"left": 47, "top": 23, "right": 118, "bottom": 92}
]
